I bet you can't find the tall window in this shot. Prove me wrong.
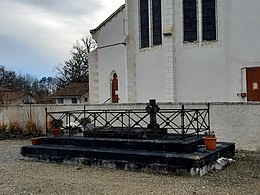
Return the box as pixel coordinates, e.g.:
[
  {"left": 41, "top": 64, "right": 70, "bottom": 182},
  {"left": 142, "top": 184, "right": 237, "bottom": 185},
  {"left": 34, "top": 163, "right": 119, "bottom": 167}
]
[
  {"left": 183, "top": 0, "right": 217, "bottom": 42},
  {"left": 140, "top": 0, "right": 149, "bottom": 48},
  {"left": 140, "top": 0, "right": 162, "bottom": 48},
  {"left": 183, "top": 0, "right": 197, "bottom": 42},
  {"left": 152, "top": 0, "right": 162, "bottom": 45},
  {"left": 202, "top": 0, "right": 216, "bottom": 40}
]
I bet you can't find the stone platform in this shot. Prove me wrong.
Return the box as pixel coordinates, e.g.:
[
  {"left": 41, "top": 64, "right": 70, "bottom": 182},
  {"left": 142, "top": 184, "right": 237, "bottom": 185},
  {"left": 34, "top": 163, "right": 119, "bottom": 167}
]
[{"left": 21, "top": 135, "right": 235, "bottom": 176}]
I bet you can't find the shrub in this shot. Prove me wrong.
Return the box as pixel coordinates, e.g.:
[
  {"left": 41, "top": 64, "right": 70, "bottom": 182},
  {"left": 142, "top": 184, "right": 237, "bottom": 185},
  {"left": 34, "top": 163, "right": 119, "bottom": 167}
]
[
  {"left": 8, "top": 121, "right": 23, "bottom": 134},
  {"left": 0, "top": 123, "right": 7, "bottom": 134},
  {"left": 24, "top": 120, "right": 37, "bottom": 135}
]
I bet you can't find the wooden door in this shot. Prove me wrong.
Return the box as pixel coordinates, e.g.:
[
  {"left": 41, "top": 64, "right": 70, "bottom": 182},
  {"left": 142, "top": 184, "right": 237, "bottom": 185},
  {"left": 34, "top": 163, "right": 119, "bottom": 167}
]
[
  {"left": 246, "top": 67, "right": 260, "bottom": 101},
  {"left": 111, "top": 73, "right": 119, "bottom": 103}
]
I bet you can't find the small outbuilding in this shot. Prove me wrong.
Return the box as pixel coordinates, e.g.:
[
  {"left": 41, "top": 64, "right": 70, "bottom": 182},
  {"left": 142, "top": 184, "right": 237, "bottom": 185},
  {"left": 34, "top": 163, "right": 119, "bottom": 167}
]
[{"left": 50, "top": 82, "right": 89, "bottom": 104}]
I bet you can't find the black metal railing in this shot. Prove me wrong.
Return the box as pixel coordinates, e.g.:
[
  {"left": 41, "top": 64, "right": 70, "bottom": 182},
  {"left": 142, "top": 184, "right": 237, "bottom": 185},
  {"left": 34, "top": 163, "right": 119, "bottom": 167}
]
[{"left": 45, "top": 103, "right": 210, "bottom": 140}]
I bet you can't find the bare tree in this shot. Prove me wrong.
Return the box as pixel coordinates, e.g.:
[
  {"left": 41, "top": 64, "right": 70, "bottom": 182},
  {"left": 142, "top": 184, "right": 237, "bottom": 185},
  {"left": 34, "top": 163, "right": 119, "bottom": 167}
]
[{"left": 55, "top": 35, "right": 97, "bottom": 86}]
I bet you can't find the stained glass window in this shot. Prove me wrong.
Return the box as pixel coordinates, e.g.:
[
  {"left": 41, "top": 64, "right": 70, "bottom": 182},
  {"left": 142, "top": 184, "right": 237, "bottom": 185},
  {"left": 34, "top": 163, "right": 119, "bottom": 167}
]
[
  {"left": 152, "top": 0, "right": 162, "bottom": 45},
  {"left": 140, "top": 0, "right": 149, "bottom": 48},
  {"left": 183, "top": 0, "right": 197, "bottom": 42},
  {"left": 202, "top": 0, "right": 216, "bottom": 40}
]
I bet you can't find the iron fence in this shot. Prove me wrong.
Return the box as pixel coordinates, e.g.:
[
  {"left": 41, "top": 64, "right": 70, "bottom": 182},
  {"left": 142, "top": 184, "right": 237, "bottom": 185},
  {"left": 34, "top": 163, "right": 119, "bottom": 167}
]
[{"left": 45, "top": 104, "right": 210, "bottom": 139}]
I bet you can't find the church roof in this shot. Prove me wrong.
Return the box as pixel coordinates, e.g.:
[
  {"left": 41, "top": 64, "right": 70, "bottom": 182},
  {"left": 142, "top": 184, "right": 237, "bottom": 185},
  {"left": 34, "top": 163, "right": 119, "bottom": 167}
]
[{"left": 90, "top": 4, "right": 125, "bottom": 34}]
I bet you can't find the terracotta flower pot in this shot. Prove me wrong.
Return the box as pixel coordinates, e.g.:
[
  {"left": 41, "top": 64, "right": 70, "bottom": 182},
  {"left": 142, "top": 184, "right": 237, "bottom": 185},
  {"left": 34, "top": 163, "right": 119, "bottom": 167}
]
[
  {"left": 203, "top": 136, "right": 217, "bottom": 150},
  {"left": 52, "top": 128, "right": 61, "bottom": 137},
  {"left": 31, "top": 137, "right": 41, "bottom": 145}
]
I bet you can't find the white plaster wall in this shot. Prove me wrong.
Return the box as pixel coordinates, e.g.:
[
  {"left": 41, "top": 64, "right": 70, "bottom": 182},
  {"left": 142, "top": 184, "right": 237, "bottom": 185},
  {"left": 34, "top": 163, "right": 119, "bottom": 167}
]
[
  {"left": 174, "top": 0, "right": 260, "bottom": 102},
  {"left": 128, "top": 0, "right": 165, "bottom": 103},
  {"left": 210, "top": 103, "right": 260, "bottom": 151},
  {"left": 125, "top": 0, "right": 138, "bottom": 103},
  {"left": 58, "top": 97, "right": 87, "bottom": 104},
  {"left": 94, "top": 7, "right": 128, "bottom": 103},
  {"left": 91, "top": 0, "right": 260, "bottom": 103},
  {"left": 175, "top": 47, "right": 227, "bottom": 102},
  {"left": 55, "top": 98, "right": 72, "bottom": 104},
  {"left": 223, "top": 0, "right": 260, "bottom": 101},
  {"left": 136, "top": 48, "right": 165, "bottom": 102},
  {"left": 174, "top": 0, "right": 227, "bottom": 102},
  {"left": 98, "top": 8, "right": 126, "bottom": 46},
  {"left": 64, "top": 98, "right": 73, "bottom": 104},
  {"left": 89, "top": 46, "right": 99, "bottom": 104},
  {"left": 98, "top": 46, "right": 127, "bottom": 103}
]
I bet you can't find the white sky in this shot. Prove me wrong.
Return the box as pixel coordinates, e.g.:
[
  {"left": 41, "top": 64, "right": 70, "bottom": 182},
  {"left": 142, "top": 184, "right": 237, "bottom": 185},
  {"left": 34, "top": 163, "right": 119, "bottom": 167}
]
[{"left": 0, "top": 0, "right": 125, "bottom": 79}]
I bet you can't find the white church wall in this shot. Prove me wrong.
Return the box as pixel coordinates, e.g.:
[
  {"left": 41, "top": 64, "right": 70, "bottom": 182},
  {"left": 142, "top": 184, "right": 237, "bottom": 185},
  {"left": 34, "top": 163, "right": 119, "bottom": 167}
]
[
  {"left": 89, "top": 45, "right": 99, "bottom": 104},
  {"left": 98, "top": 46, "right": 127, "bottom": 103},
  {"left": 173, "top": 0, "right": 260, "bottom": 102},
  {"left": 90, "top": 0, "right": 260, "bottom": 103},
  {"left": 94, "top": 7, "right": 128, "bottom": 103},
  {"left": 223, "top": 0, "right": 260, "bottom": 101},
  {"left": 175, "top": 47, "right": 227, "bottom": 102},
  {"left": 136, "top": 48, "right": 165, "bottom": 102},
  {"left": 174, "top": 0, "right": 227, "bottom": 102},
  {"left": 97, "top": 7, "right": 126, "bottom": 46},
  {"left": 128, "top": 0, "right": 166, "bottom": 103}
]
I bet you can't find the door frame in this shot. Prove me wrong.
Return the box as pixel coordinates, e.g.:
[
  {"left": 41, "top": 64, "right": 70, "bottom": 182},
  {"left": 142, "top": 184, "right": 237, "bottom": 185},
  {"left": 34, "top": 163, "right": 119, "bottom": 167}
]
[
  {"left": 241, "top": 63, "right": 260, "bottom": 101},
  {"left": 110, "top": 71, "right": 119, "bottom": 103}
]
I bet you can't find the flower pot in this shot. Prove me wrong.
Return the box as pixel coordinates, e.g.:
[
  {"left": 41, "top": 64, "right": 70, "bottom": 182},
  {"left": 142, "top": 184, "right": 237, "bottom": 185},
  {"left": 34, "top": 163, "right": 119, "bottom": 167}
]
[
  {"left": 31, "top": 137, "right": 41, "bottom": 145},
  {"left": 203, "top": 136, "right": 217, "bottom": 150},
  {"left": 51, "top": 128, "right": 61, "bottom": 137}
]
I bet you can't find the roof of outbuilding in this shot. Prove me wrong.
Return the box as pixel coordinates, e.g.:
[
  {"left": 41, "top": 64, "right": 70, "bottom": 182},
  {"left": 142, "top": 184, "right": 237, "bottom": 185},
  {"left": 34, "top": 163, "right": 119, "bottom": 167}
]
[
  {"left": 0, "top": 87, "right": 12, "bottom": 92},
  {"left": 51, "top": 82, "right": 89, "bottom": 98}
]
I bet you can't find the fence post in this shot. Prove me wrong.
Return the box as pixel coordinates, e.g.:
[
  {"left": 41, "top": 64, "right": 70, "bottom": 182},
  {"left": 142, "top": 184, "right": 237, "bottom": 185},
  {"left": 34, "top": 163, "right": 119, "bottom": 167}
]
[
  {"left": 196, "top": 110, "right": 199, "bottom": 137},
  {"left": 68, "top": 112, "right": 71, "bottom": 138},
  {"left": 121, "top": 112, "right": 124, "bottom": 131},
  {"left": 45, "top": 107, "right": 48, "bottom": 137},
  {"left": 208, "top": 103, "right": 210, "bottom": 134},
  {"left": 105, "top": 110, "right": 108, "bottom": 127},
  {"left": 93, "top": 112, "right": 96, "bottom": 129},
  {"left": 128, "top": 110, "right": 131, "bottom": 128},
  {"left": 181, "top": 105, "right": 185, "bottom": 140}
]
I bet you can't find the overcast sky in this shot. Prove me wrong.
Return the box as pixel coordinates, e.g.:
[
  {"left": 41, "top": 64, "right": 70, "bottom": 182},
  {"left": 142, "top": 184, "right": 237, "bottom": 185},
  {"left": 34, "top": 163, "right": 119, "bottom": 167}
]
[{"left": 0, "top": 0, "right": 125, "bottom": 79}]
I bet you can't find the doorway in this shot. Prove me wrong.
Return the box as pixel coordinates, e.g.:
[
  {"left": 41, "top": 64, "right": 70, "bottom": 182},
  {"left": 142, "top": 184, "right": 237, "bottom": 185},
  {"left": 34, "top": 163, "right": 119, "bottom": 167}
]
[
  {"left": 246, "top": 67, "right": 260, "bottom": 101},
  {"left": 111, "top": 73, "right": 119, "bottom": 103}
]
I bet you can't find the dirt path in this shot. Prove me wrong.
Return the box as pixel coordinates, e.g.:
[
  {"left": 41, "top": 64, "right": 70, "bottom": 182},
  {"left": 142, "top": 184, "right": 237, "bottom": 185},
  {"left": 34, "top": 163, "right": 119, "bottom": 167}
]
[{"left": 0, "top": 140, "right": 259, "bottom": 195}]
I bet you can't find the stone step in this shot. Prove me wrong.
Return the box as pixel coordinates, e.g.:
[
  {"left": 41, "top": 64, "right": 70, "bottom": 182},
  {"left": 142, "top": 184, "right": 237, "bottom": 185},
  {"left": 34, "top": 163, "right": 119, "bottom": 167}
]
[
  {"left": 39, "top": 136, "right": 204, "bottom": 153},
  {"left": 21, "top": 142, "right": 235, "bottom": 176}
]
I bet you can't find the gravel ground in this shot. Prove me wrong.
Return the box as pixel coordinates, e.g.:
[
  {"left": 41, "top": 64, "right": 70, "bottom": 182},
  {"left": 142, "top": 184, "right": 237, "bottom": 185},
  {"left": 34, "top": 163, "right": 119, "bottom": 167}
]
[{"left": 0, "top": 140, "right": 259, "bottom": 195}]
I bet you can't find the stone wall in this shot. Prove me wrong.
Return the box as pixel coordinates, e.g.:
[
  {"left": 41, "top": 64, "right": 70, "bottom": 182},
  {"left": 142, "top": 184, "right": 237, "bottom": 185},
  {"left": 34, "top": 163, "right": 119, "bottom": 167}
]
[{"left": 0, "top": 102, "right": 259, "bottom": 151}]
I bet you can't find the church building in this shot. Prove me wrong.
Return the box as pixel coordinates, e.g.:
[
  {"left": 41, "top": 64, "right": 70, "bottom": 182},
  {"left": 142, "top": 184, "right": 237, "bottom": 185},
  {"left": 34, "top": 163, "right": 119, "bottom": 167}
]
[{"left": 89, "top": 0, "right": 260, "bottom": 103}]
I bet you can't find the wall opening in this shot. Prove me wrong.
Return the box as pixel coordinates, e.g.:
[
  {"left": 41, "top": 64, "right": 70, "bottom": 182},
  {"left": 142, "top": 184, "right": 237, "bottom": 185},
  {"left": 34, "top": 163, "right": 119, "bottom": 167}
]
[
  {"left": 246, "top": 67, "right": 260, "bottom": 101},
  {"left": 111, "top": 73, "right": 119, "bottom": 103}
]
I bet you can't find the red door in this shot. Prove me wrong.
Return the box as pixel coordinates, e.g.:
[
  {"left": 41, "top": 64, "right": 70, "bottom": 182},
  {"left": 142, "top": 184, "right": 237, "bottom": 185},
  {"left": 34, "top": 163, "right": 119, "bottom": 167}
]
[
  {"left": 111, "top": 73, "right": 119, "bottom": 103},
  {"left": 246, "top": 67, "right": 260, "bottom": 101}
]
